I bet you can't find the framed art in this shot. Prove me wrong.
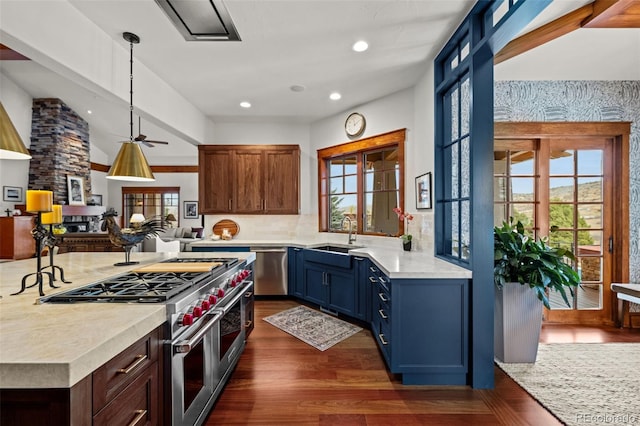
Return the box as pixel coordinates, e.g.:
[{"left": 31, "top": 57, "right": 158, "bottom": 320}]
[
  {"left": 415, "top": 172, "right": 432, "bottom": 209},
  {"left": 67, "top": 175, "right": 85, "bottom": 206},
  {"left": 89, "top": 194, "right": 103, "bottom": 206},
  {"left": 184, "top": 201, "right": 199, "bottom": 219},
  {"left": 3, "top": 186, "right": 23, "bottom": 202}
]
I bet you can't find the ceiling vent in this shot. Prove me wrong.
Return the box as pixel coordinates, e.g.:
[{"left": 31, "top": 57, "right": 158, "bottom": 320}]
[{"left": 155, "top": 0, "right": 241, "bottom": 41}]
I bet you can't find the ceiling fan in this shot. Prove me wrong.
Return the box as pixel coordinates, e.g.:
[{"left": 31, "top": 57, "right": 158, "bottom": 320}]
[{"left": 134, "top": 116, "right": 169, "bottom": 148}]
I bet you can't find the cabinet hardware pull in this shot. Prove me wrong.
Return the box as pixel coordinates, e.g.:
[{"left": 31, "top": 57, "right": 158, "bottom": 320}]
[
  {"left": 228, "top": 199, "right": 232, "bottom": 210},
  {"left": 368, "top": 276, "right": 378, "bottom": 283},
  {"left": 245, "top": 320, "right": 253, "bottom": 327},
  {"left": 378, "top": 309, "right": 388, "bottom": 319},
  {"left": 244, "top": 291, "right": 254, "bottom": 298},
  {"left": 369, "top": 266, "right": 378, "bottom": 273},
  {"left": 127, "top": 409, "right": 147, "bottom": 426},
  {"left": 378, "top": 333, "right": 388, "bottom": 345},
  {"left": 117, "top": 354, "right": 148, "bottom": 374},
  {"left": 379, "top": 277, "right": 387, "bottom": 284},
  {"left": 378, "top": 292, "right": 388, "bottom": 302}
]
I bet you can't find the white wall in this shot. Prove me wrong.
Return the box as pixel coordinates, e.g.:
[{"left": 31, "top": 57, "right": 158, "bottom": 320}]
[{"left": 0, "top": 72, "right": 32, "bottom": 213}]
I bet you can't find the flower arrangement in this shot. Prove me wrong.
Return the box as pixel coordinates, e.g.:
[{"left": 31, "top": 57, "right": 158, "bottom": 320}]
[{"left": 393, "top": 207, "right": 414, "bottom": 243}]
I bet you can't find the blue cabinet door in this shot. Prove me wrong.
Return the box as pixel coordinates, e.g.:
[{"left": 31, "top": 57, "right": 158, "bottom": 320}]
[
  {"left": 303, "top": 262, "right": 326, "bottom": 307},
  {"left": 287, "top": 247, "right": 304, "bottom": 297},
  {"left": 325, "top": 266, "right": 356, "bottom": 316},
  {"left": 352, "top": 256, "right": 370, "bottom": 321}
]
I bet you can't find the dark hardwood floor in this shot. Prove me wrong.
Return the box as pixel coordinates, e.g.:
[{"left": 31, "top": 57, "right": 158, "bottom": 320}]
[{"left": 206, "top": 299, "right": 640, "bottom": 425}]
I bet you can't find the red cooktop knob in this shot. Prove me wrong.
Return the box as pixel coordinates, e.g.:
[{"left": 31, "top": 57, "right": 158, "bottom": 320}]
[
  {"left": 217, "top": 288, "right": 225, "bottom": 298},
  {"left": 208, "top": 294, "right": 218, "bottom": 305},
  {"left": 242, "top": 270, "right": 250, "bottom": 279},
  {"left": 230, "top": 278, "right": 238, "bottom": 288},
  {"left": 179, "top": 313, "right": 193, "bottom": 327},
  {"left": 192, "top": 306, "right": 203, "bottom": 318},
  {"left": 201, "top": 300, "right": 210, "bottom": 310}
]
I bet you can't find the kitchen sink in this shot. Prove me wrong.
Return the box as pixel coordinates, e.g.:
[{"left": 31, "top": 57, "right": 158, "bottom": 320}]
[{"left": 310, "top": 244, "right": 363, "bottom": 254}]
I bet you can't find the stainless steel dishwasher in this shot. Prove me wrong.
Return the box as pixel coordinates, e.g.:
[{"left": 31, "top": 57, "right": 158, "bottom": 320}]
[{"left": 250, "top": 247, "right": 288, "bottom": 295}]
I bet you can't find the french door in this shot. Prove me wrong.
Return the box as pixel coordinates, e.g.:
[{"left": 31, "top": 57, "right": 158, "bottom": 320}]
[{"left": 494, "top": 122, "right": 630, "bottom": 325}]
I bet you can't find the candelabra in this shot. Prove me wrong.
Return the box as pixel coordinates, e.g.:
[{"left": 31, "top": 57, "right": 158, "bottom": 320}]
[
  {"left": 12, "top": 190, "right": 59, "bottom": 297},
  {"left": 40, "top": 204, "right": 71, "bottom": 284}
]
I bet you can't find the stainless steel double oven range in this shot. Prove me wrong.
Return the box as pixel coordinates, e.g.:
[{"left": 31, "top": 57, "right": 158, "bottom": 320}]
[{"left": 40, "top": 256, "right": 255, "bottom": 426}]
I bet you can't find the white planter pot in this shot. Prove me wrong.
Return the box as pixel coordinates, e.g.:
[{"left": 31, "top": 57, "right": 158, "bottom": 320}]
[{"left": 494, "top": 282, "right": 543, "bottom": 363}]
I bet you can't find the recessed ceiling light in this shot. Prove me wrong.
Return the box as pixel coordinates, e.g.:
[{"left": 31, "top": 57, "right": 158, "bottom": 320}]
[
  {"left": 87, "top": 110, "right": 92, "bottom": 114},
  {"left": 352, "top": 40, "right": 368, "bottom": 52},
  {"left": 240, "top": 101, "right": 251, "bottom": 108},
  {"left": 290, "top": 84, "right": 306, "bottom": 92},
  {"left": 329, "top": 92, "right": 342, "bottom": 101}
]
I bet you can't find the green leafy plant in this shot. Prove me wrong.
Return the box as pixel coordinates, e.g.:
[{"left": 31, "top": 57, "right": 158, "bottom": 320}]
[{"left": 494, "top": 218, "right": 580, "bottom": 309}]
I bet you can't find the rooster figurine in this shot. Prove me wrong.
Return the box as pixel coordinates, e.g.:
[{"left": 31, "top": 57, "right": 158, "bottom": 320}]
[{"left": 101, "top": 208, "right": 164, "bottom": 266}]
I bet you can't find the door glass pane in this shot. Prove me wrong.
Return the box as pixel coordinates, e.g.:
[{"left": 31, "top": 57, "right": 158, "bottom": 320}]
[
  {"left": 511, "top": 204, "right": 534, "bottom": 227},
  {"left": 549, "top": 289, "right": 574, "bottom": 310},
  {"left": 344, "top": 157, "right": 357, "bottom": 174},
  {"left": 549, "top": 178, "right": 574, "bottom": 201},
  {"left": 577, "top": 204, "right": 602, "bottom": 229},
  {"left": 510, "top": 151, "right": 535, "bottom": 174},
  {"left": 344, "top": 175, "right": 357, "bottom": 193},
  {"left": 451, "top": 88, "right": 459, "bottom": 141},
  {"left": 330, "top": 159, "right": 343, "bottom": 175},
  {"left": 550, "top": 203, "right": 575, "bottom": 229},
  {"left": 330, "top": 194, "right": 357, "bottom": 231},
  {"left": 461, "top": 200, "right": 470, "bottom": 260},
  {"left": 580, "top": 230, "right": 603, "bottom": 255},
  {"left": 575, "top": 284, "right": 602, "bottom": 310},
  {"left": 511, "top": 178, "right": 534, "bottom": 201},
  {"left": 451, "top": 201, "right": 459, "bottom": 257},
  {"left": 578, "top": 256, "right": 602, "bottom": 282},
  {"left": 577, "top": 177, "right": 602, "bottom": 202},
  {"left": 548, "top": 228, "right": 574, "bottom": 253},
  {"left": 494, "top": 177, "right": 507, "bottom": 202},
  {"left": 461, "top": 78, "right": 470, "bottom": 136},
  {"left": 330, "top": 177, "right": 343, "bottom": 193},
  {"left": 577, "top": 150, "right": 603, "bottom": 175},
  {"left": 550, "top": 150, "right": 574, "bottom": 175},
  {"left": 494, "top": 204, "right": 508, "bottom": 226}
]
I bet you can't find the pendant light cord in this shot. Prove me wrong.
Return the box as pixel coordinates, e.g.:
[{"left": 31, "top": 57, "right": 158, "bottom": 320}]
[{"left": 129, "top": 38, "right": 134, "bottom": 143}]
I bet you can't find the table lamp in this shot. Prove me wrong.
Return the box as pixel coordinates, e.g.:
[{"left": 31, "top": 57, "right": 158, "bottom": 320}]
[
  {"left": 40, "top": 204, "right": 71, "bottom": 284},
  {"left": 12, "top": 190, "right": 60, "bottom": 296}
]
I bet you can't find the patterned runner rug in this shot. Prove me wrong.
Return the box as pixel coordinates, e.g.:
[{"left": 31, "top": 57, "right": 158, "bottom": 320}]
[
  {"left": 497, "top": 343, "right": 640, "bottom": 426},
  {"left": 263, "top": 305, "right": 362, "bottom": 351}
]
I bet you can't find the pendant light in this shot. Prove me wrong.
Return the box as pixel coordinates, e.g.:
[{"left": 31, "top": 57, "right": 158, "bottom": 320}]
[
  {"left": 107, "top": 32, "right": 155, "bottom": 182},
  {"left": 0, "top": 102, "right": 31, "bottom": 160}
]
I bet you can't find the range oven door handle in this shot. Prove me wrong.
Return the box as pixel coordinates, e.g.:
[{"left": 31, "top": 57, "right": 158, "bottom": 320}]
[
  {"left": 173, "top": 311, "right": 223, "bottom": 355},
  {"left": 217, "top": 282, "right": 253, "bottom": 315}
]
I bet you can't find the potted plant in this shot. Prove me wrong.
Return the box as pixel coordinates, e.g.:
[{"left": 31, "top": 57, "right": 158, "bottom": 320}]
[
  {"left": 494, "top": 218, "right": 580, "bottom": 363},
  {"left": 393, "top": 207, "right": 414, "bottom": 251}
]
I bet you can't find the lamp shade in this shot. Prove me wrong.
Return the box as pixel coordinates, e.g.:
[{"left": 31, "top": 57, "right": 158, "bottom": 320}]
[
  {"left": 130, "top": 213, "right": 146, "bottom": 224},
  {"left": 41, "top": 204, "right": 63, "bottom": 225},
  {"left": 106, "top": 142, "right": 155, "bottom": 182},
  {"left": 26, "top": 190, "right": 53, "bottom": 213},
  {"left": 165, "top": 213, "right": 177, "bottom": 222},
  {"left": 0, "top": 102, "right": 31, "bottom": 160}
]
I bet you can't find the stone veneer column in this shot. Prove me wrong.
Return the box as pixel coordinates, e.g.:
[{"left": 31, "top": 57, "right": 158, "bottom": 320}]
[{"left": 29, "top": 98, "right": 91, "bottom": 204}]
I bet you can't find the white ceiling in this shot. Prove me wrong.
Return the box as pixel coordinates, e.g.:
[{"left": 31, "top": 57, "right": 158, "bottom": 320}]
[{"left": 1, "top": 0, "right": 638, "bottom": 161}]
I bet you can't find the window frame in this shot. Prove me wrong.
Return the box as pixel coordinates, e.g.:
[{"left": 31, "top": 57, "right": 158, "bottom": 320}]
[
  {"left": 121, "top": 186, "right": 180, "bottom": 227},
  {"left": 317, "top": 129, "right": 406, "bottom": 236}
]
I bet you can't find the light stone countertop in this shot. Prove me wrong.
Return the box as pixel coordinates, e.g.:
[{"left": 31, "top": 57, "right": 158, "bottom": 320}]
[
  {"left": 0, "top": 251, "right": 255, "bottom": 389},
  {"left": 190, "top": 238, "right": 472, "bottom": 279}
]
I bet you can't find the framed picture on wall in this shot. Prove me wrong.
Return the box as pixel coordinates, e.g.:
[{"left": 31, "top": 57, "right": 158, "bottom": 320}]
[
  {"left": 415, "top": 172, "right": 432, "bottom": 209},
  {"left": 3, "top": 186, "right": 23, "bottom": 202},
  {"left": 184, "top": 201, "right": 199, "bottom": 219},
  {"left": 67, "top": 175, "right": 85, "bottom": 206},
  {"left": 89, "top": 194, "right": 103, "bottom": 206}
]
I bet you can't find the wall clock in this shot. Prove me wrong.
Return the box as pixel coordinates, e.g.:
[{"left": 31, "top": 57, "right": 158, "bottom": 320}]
[{"left": 345, "top": 112, "right": 366, "bottom": 137}]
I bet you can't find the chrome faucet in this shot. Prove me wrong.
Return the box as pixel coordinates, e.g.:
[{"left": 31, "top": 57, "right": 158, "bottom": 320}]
[{"left": 341, "top": 216, "right": 356, "bottom": 244}]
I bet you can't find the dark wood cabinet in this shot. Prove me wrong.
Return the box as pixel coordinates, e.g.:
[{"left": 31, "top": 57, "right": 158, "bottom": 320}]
[
  {"left": 0, "top": 327, "right": 163, "bottom": 426},
  {"left": 198, "top": 145, "right": 300, "bottom": 214},
  {"left": 0, "top": 216, "right": 35, "bottom": 260}
]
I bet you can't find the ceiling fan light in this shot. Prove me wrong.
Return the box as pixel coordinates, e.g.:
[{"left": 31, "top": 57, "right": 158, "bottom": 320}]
[
  {"left": 0, "top": 102, "right": 32, "bottom": 160},
  {"left": 106, "top": 142, "right": 155, "bottom": 181}
]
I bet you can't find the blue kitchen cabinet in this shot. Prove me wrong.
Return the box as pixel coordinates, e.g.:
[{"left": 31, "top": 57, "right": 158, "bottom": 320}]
[
  {"left": 352, "top": 256, "right": 371, "bottom": 321},
  {"left": 191, "top": 246, "right": 250, "bottom": 252},
  {"left": 287, "top": 247, "right": 304, "bottom": 297},
  {"left": 369, "top": 265, "right": 469, "bottom": 385}
]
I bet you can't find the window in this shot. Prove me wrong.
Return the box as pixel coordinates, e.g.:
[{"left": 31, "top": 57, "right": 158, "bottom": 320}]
[
  {"left": 318, "top": 129, "right": 405, "bottom": 236},
  {"left": 122, "top": 187, "right": 179, "bottom": 227}
]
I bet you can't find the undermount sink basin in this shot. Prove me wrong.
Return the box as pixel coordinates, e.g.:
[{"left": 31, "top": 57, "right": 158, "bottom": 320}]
[{"left": 308, "top": 244, "right": 364, "bottom": 254}]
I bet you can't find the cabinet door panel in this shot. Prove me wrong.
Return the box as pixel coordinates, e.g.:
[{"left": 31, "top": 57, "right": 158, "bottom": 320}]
[
  {"left": 303, "top": 262, "right": 326, "bottom": 306},
  {"left": 199, "top": 150, "right": 232, "bottom": 213},
  {"left": 234, "top": 151, "right": 263, "bottom": 213},
  {"left": 326, "top": 267, "right": 357, "bottom": 316},
  {"left": 265, "top": 150, "right": 299, "bottom": 214}
]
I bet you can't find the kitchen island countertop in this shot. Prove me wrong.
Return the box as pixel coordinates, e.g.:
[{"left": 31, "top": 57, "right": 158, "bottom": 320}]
[{"left": 0, "top": 251, "right": 255, "bottom": 389}]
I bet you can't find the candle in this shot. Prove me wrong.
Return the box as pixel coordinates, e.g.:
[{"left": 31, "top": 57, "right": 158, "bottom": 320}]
[
  {"left": 26, "top": 190, "right": 53, "bottom": 213},
  {"left": 41, "top": 204, "right": 63, "bottom": 224}
]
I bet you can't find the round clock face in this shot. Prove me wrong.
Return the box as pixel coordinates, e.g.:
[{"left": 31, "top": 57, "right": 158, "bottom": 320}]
[{"left": 345, "top": 112, "right": 366, "bottom": 137}]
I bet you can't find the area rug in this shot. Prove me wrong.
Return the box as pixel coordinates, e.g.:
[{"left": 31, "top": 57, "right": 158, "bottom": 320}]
[
  {"left": 263, "top": 305, "right": 362, "bottom": 351},
  {"left": 497, "top": 343, "right": 640, "bottom": 426}
]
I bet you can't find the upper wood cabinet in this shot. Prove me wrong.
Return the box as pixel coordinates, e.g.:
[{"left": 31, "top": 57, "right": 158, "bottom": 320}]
[{"left": 198, "top": 145, "right": 300, "bottom": 214}]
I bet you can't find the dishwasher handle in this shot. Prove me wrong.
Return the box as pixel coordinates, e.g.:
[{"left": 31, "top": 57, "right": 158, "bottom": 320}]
[{"left": 250, "top": 247, "right": 287, "bottom": 253}]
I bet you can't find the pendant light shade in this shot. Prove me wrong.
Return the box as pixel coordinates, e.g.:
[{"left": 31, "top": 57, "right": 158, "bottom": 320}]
[
  {"left": 107, "top": 142, "right": 155, "bottom": 181},
  {"left": 0, "top": 102, "right": 31, "bottom": 160},
  {"left": 106, "top": 32, "right": 155, "bottom": 181}
]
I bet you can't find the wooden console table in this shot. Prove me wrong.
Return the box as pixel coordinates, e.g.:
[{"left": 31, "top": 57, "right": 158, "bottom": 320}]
[{"left": 56, "top": 233, "right": 123, "bottom": 254}]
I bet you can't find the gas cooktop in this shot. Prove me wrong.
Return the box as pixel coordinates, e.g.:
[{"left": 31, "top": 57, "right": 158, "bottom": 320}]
[{"left": 38, "top": 257, "right": 241, "bottom": 304}]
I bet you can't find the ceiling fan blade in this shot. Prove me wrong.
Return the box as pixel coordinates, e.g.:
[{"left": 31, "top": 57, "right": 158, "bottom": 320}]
[
  {"left": 145, "top": 140, "right": 169, "bottom": 145},
  {"left": 134, "top": 133, "right": 147, "bottom": 141},
  {"left": 141, "top": 140, "right": 154, "bottom": 148}
]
